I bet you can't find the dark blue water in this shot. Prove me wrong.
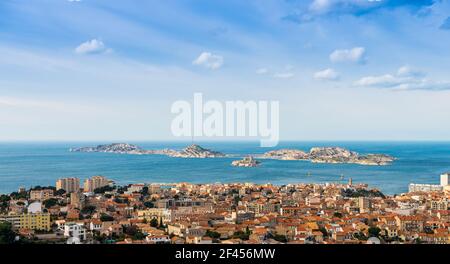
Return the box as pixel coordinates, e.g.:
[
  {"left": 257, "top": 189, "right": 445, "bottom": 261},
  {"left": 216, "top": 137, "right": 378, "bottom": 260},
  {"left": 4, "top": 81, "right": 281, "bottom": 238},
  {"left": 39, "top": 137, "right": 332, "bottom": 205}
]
[{"left": 0, "top": 141, "right": 449, "bottom": 195}]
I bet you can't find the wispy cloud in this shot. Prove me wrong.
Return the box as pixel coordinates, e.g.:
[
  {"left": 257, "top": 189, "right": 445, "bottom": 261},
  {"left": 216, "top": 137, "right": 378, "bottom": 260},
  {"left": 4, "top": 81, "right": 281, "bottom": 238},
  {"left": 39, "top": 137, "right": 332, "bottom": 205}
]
[
  {"left": 256, "top": 68, "right": 268, "bottom": 75},
  {"left": 309, "top": 0, "right": 436, "bottom": 14},
  {"left": 0, "top": 96, "right": 93, "bottom": 113},
  {"left": 273, "top": 72, "right": 294, "bottom": 79},
  {"left": 314, "top": 68, "right": 339, "bottom": 81},
  {"left": 192, "top": 52, "right": 224, "bottom": 70},
  {"left": 330, "top": 47, "right": 366, "bottom": 63},
  {"left": 283, "top": 0, "right": 436, "bottom": 24},
  {"left": 75, "top": 39, "right": 110, "bottom": 55},
  {"left": 354, "top": 65, "right": 450, "bottom": 91},
  {"left": 440, "top": 16, "right": 450, "bottom": 30}
]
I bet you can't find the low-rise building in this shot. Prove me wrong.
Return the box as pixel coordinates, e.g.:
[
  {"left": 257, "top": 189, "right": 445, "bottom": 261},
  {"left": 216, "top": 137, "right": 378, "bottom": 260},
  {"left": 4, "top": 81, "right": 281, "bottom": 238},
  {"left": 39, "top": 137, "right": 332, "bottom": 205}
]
[
  {"left": 0, "top": 213, "right": 51, "bottom": 231},
  {"left": 64, "top": 222, "right": 87, "bottom": 241},
  {"left": 30, "top": 189, "right": 54, "bottom": 201}
]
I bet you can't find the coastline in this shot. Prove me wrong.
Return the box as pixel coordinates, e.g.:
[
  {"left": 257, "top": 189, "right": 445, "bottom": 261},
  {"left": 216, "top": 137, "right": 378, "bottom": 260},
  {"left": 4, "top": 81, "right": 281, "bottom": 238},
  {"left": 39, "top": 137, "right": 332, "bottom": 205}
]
[{"left": 0, "top": 141, "right": 449, "bottom": 195}]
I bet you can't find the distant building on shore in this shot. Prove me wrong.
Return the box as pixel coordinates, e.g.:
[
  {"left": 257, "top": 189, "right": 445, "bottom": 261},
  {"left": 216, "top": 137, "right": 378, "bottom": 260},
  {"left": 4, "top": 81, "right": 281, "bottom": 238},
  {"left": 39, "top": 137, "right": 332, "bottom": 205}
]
[
  {"left": 83, "top": 175, "right": 110, "bottom": 192},
  {"left": 408, "top": 173, "right": 450, "bottom": 193},
  {"left": 56, "top": 177, "right": 80, "bottom": 193},
  {"left": 441, "top": 173, "right": 449, "bottom": 187},
  {"left": 409, "top": 183, "right": 443, "bottom": 193}
]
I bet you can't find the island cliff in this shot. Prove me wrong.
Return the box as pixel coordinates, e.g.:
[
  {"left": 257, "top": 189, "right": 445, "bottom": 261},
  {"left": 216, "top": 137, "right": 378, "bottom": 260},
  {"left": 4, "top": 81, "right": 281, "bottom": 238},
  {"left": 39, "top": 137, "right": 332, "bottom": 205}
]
[
  {"left": 71, "top": 144, "right": 394, "bottom": 165},
  {"left": 231, "top": 156, "right": 261, "bottom": 167},
  {"left": 70, "top": 143, "right": 224, "bottom": 158},
  {"left": 261, "top": 147, "right": 394, "bottom": 166}
]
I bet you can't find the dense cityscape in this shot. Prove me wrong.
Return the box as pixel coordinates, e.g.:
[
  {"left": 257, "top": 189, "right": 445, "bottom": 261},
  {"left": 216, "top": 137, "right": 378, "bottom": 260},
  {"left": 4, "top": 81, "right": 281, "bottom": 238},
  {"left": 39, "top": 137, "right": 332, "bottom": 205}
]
[{"left": 1, "top": 173, "right": 449, "bottom": 244}]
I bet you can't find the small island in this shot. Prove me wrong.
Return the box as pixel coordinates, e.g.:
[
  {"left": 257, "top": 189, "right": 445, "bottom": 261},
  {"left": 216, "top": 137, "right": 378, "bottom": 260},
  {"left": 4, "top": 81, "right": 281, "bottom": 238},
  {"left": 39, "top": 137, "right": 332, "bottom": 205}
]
[
  {"left": 71, "top": 144, "right": 393, "bottom": 165},
  {"left": 231, "top": 156, "right": 261, "bottom": 167},
  {"left": 170, "top": 144, "right": 225, "bottom": 158},
  {"left": 70, "top": 143, "right": 225, "bottom": 158},
  {"left": 261, "top": 147, "right": 394, "bottom": 166}
]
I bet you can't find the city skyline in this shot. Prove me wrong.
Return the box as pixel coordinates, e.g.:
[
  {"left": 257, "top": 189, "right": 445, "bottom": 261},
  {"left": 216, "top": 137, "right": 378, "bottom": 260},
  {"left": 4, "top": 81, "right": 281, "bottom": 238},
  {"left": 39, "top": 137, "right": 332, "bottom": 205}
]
[{"left": 1, "top": 0, "right": 450, "bottom": 141}]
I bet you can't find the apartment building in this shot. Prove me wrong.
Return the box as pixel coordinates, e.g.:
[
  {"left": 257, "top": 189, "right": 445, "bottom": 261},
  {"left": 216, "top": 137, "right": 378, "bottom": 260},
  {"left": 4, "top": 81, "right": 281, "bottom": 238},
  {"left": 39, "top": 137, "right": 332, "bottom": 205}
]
[
  {"left": 83, "top": 175, "right": 110, "bottom": 192},
  {"left": 56, "top": 178, "right": 80, "bottom": 193},
  {"left": 30, "top": 189, "right": 54, "bottom": 201},
  {"left": 0, "top": 213, "right": 51, "bottom": 231},
  {"left": 137, "top": 208, "right": 172, "bottom": 224}
]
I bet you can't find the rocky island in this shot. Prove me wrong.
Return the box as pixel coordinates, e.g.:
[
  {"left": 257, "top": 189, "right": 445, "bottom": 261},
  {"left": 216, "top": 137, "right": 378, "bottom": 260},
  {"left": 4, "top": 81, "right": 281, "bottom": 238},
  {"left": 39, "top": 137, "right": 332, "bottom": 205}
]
[
  {"left": 71, "top": 143, "right": 142, "bottom": 153},
  {"left": 71, "top": 144, "right": 393, "bottom": 165},
  {"left": 70, "top": 143, "right": 225, "bottom": 158},
  {"left": 231, "top": 156, "right": 261, "bottom": 167},
  {"left": 169, "top": 144, "right": 225, "bottom": 158},
  {"left": 262, "top": 149, "right": 309, "bottom": 160},
  {"left": 261, "top": 147, "right": 394, "bottom": 166}
]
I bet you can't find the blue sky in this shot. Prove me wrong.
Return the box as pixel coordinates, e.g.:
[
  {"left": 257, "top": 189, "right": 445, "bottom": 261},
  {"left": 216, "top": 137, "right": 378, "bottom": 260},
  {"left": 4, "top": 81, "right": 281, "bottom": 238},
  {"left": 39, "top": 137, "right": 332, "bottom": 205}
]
[{"left": 1, "top": 0, "right": 450, "bottom": 141}]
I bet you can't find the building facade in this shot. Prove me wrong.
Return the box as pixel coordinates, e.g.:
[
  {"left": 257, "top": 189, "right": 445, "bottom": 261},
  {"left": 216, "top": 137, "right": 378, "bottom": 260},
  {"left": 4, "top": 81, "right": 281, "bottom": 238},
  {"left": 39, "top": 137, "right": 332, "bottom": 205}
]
[
  {"left": 0, "top": 213, "right": 51, "bottom": 231},
  {"left": 30, "top": 189, "right": 54, "bottom": 201},
  {"left": 83, "top": 175, "right": 110, "bottom": 192},
  {"left": 441, "top": 173, "right": 450, "bottom": 187},
  {"left": 56, "top": 178, "right": 80, "bottom": 193},
  {"left": 408, "top": 183, "right": 443, "bottom": 193}
]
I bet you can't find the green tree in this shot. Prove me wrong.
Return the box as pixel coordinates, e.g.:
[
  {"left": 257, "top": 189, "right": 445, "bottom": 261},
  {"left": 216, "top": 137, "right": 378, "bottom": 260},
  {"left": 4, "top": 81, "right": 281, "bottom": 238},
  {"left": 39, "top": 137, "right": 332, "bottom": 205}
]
[
  {"left": 319, "top": 227, "right": 329, "bottom": 238},
  {"left": 113, "top": 197, "right": 129, "bottom": 204},
  {"left": 100, "top": 213, "right": 114, "bottom": 222},
  {"left": 150, "top": 218, "right": 158, "bottom": 227},
  {"left": 272, "top": 234, "right": 287, "bottom": 243},
  {"left": 9, "top": 191, "right": 27, "bottom": 200},
  {"left": 0, "top": 222, "right": 16, "bottom": 244},
  {"left": 143, "top": 201, "right": 154, "bottom": 208},
  {"left": 43, "top": 198, "right": 58, "bottom": 209},
  {"left": 140, "top": 187, "right": 149, "bottom": 195},
  {"left": 333, "top": 212, "right": 343, "bottom": 218},
  {"left": 0, "top": 195, "right": 10, "bottom": 212},
  {"left": 368, "top": 227, "right": 381, "bottom": 238},
  {"left": 124, "top": 225, "right": 139, "bottom": 236},
  {"left": 206, "top": 230, "right": 220, "bottom": 239},
  {"left": 232, "top": 231, "right": 250, "bottom": 240},
  {"left": 245, "top": 226, "right": 251, "bottom": 235},
  {"left": 0, "top": 195, "right": 11, "bottom": 203},
  {"left": 94, "top": 185, "right": 115, "bottom": 194},
  {"left": 132, "top": 232, "right": 146, "bottom": 240},
  {"left": 55, "top": 189, "right": 66, "bottom": 196},
  {"left": 81, "top": 205, "right": 96, "bottom": 215}
]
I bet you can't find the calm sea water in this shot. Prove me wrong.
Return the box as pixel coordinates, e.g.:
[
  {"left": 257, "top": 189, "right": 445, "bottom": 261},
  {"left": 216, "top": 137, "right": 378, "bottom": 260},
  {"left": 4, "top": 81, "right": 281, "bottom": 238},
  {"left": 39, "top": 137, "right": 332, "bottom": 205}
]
[{"left": 0, "top": 141, "right": 449, "bottom": 195}]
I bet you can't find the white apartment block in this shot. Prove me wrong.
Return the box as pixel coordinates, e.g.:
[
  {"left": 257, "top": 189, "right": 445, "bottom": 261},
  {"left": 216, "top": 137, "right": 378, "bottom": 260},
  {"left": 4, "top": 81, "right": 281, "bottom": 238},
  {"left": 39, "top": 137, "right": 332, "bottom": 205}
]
[
  {"left": 441, "top": 173, "right": 449, "bottom": 187},
  {"left": 64, "top": 222, "right": 87, "bottom": 241}
]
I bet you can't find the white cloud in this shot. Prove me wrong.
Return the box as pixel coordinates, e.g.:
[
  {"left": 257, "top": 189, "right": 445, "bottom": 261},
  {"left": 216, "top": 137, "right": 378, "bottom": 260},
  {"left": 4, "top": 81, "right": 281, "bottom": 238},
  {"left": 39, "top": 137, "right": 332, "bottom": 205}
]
[
  {"left": 314, "top": 68, "right": 339, "bottom": 81},
  {"left": 354, "top": 66, "right": 450, "bottom": 91},
  {"left": 75, "top": 39, "right": 108, "bottom": 55},
  {"left": 256, "top": 68, "right": 268, "bottom": 74},
  {"left": 397, "top": 65, "right": 425, "bottom": 77},
  {"left": 273, "top": 72, "right": 294, "bottom": 79},
  {"left": 68, "top": 0, "right": 82, "bottom": 2},
  {"left": 310, "top": 0, "right": 332, "bottom": 13},
  {"left": 0, "top": 96, "right": 92, "bottom": 112},
  {"left": 192, "top": 52, "right": 223, "bottom": 70},
  {"left": 330, "top": 47, "right": 366, "bottom": 63},
  {"left": 355, "top": 74, "right": 402, "bottom": 87}
]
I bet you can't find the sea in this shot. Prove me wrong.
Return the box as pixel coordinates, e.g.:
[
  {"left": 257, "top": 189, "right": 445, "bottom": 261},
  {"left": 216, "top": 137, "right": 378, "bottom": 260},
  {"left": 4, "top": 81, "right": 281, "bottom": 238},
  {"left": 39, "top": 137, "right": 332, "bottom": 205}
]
[{"left": 0, "top": 141, "right": 449, "bottom": 195}]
